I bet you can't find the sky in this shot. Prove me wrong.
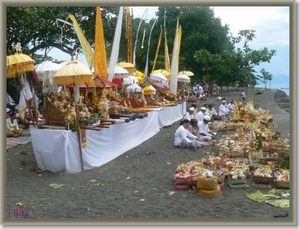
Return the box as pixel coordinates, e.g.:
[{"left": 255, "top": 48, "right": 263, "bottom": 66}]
[{"left": 45, "top": 6, "right": 290, "bottom": 77}]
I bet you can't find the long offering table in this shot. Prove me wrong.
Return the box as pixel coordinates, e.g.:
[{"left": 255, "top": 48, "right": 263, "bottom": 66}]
[{"left": 30, "top": 102, "right": 186, "bottom": 174}]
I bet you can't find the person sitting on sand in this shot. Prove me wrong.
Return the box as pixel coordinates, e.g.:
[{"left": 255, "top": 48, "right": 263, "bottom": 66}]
[
  {"left": 7, "top": 111, "right": 23, "bottom": 137},
  {"left": 218, "top": 100, "right": 230, "bottom": 117},
  {"left": 207, "top": 104, "right": 222, "bottom": 120},
  {"left": 195, "top": 106, "right": 207, "bottom": 123},
  {"left": 184, "top": 107, "right": 195, "bottom": 121},
  {"left": 198, "top": 115, "right": 217, "bottom": 141},
  {"left": 174, "top": 119, "right": 215, "bottom": 149},
  {"left": 227, "top": 99, "right": 235, "bottom": 112}
]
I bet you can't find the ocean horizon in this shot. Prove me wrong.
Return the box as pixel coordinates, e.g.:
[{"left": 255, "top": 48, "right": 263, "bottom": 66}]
[{"left": 256, "top": 74, "right": 289, "bottom": 96}]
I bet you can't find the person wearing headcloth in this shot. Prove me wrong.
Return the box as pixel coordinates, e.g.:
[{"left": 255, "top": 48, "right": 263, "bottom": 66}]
[
  {"left": 207, "top": 104, "right": 222, "bottom": 120},
  {"left": 184, "top": 107, "right": 196, "bottom": 121},
  {"left": 218, "top": 100, "right": 230, "bottom": 117},
  {"left": 6, "top": 107, "right": 11, "bottom": 119},
  {"left": 7, "top": 111, "right": 23, "bottom": 137},
  {"left": 227, "top": 99, "right": 235, "bottom": 112},
  {"left": 174, "top": 119, "right": 214, "bottom": 148},
  {"left": 195, "top": 106, "right": 207, "bottom": 123},
  {"left": 198, "top": 115, "right": 217, "bottom": 141}
]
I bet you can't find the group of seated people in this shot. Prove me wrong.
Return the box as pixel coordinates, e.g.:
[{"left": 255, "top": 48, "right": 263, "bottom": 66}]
[
  {"left": 174, "top": 104, "right": 218, "bottom": 149},
  {"left": 174, "top": 99, "right": 239, "bottom": 149}
]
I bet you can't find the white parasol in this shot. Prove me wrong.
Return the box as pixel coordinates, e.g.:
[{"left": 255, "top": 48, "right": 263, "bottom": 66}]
[
  {"left": 177, "top": 74, "right": 191, "bottom": 83},
  {"left": 150, "top": 72, "right": 168, "bottom": 83},
  {"left": 126, "top": 84, "right": 142, "bottom": 93}
]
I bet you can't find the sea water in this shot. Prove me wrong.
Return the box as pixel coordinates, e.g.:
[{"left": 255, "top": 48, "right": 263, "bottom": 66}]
[{"left": 256, "top": 74, "right": 289, "bottom": 96}]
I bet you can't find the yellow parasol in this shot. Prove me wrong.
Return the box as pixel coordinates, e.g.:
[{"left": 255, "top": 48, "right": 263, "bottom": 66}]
[
  {"left": 178, "top": 70, "right": 194, "bottom": 77},
  {"left": 6, "top": 46, "right": 36, "bottom": 124},
  {"left": 135, "top": 70, "right": 144, "bottom": 78},
  {"left": 6, "top": 53, "right": 34, "bottom": 78},
  {"left": 143, "top": 85, "right": 156, "bottom": 95},
  {"left": 151, "top": 69, "right": 172, "bottom": 79},
  {"left": 117, "top": 62, "right": 135, "bottom": 74},
  {"left": 54, "top": 59, "right": 93, "bottom": 172},
  {"left": 53, "top": 60, "right": 93, "bottom": 85},
  {"left": 134, "top": 70, "right": 144, "bottom": 84}
]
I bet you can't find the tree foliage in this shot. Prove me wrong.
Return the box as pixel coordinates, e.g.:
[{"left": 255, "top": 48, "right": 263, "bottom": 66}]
[{"left": 6, "top": 6, "right": 277, "bottom": 101}]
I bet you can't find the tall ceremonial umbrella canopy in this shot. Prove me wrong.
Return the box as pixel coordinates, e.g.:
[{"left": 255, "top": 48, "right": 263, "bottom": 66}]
[
  {"left": 178, "top": 70, "right": 194, "bottom": 77},
  {"left": 177, "top": 74, "right": 191, "bottom": 83},
  {"left": 151, "top": 69, "right": 172, "bottom": 79},
  {"left": 35, "top": 60, "right": 60, "bottom": 93},
  {"left": 177, "top": 74, "right": 191, "bottom": 92},
  {"left": 53, "top": 59, "right": 93, "bottom": 172},
  {"left": 6, "top": 53, "right": 34, "bottom": 78},
  {"left": 6, "top": 43, "right": 36, "bottom": 124},
  {"left": 117, "top": 62, "right": 135, "bottom": 74},
  {"left": 149, "top": 72, "right": 168, "bottom": 83}
]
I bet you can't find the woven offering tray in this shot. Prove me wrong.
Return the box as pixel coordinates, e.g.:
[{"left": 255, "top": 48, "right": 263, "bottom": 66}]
[
  {"left": 228, "top": 175, "right": 247, "bottom": 188},
  {"left": 276, "top": 181, "right": 289, "bottom": 189},
  {"left": 252, "top": 175, "right": 274, "bottom": 184}
]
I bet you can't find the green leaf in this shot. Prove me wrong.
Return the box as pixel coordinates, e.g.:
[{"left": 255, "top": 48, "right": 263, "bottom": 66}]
[
  {"left": 50, "top": 183, "right": 65, "bottom": 189},
  {"left": 264, "top": 199, "right": 289, "bottom": 208}
]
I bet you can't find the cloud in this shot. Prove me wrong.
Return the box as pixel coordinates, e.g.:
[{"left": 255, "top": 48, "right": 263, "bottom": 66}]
[{"left": 212, "top": 6, "right": 289, "bottom": 75}]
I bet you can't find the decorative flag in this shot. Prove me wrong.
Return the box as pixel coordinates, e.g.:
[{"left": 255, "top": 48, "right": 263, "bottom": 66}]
[
  {"left": 170, "top": 14, "right": 182, "bottom": 94},
  {"left": 152, "top": 25, "right": 163, "bottom": 72},
  {"left": 107, "top": 7, "right": 124, "bottom": 82},
  {"left": 64, "top": 14, "right": 94, "bottom": 68},
  {"left": 133, "top": 8, "right": 148, "bottom": 67},
  {"left": 144, "top": 17, "right": 158, "bottom": 79},
  {"left": 94, "top": 6, "right": 108, "bottom": 80},
  {"left": 126, "top": 6, "right": 133, "bottom": 64}
]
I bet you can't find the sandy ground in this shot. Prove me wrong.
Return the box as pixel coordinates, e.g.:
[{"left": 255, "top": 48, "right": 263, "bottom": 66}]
[{"left": 4, "top": 89, "right": 293, "bottom": 226}]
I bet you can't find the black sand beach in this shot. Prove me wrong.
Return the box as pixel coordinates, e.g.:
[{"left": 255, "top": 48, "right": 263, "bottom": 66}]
[{"left": 4, "top": 89, "right": 293, "bottom": 225}]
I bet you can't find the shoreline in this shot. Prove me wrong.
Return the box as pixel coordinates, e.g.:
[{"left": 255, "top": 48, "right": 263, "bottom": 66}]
[{"left": 274, "top": 89, "right": 289, "bottom": 113}]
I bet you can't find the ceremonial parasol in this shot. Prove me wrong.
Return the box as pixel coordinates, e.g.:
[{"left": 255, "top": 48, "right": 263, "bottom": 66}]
[
  {"left": 6, "top": 53, "right": 35, "bottom": 78},
  {"left": 108, "top": 65, "right": 129, "bottom": 78},
  {"left": 177, "top": 74, "right": 191, "bottom": 83},
  {"left": 126, "top": 84, "right": 142, "bottom": 93},
  {"left": 151, "top": 69, "right": 171, "bottom": 79},
  {"left": 123, "top": 75, "right": 139, "bottom": 85},
  {"left": 134, "top": 70, "right": 144, "bottom": 84},
  {"left": 135, "top": 70, "right": 144, "bottom": 78},
  {"left": 35, "top": 60, "right": 60, "bottom": 74},
  {"left": 143, "top": 85, "right": 156, "bottom": 95},
  {"left": 6, "top": 43, "right": 36, "bottom": 124},
  {"left": 53, "top": 60, "right": 93, "bottom": 85},
  {"left": 35, "top": 60, "right": 61, "bottom": 93},
  {"left": 53, "top": 60, "right": 93, "bottom": 172},
  {"left": 178, "top": 70, "right": 194, "bottom": 77},
  {"left": 150, "top": 72, "right": 168, "bottom": 83},
  {"left": 117, "top": 62, "right": 135, "bottom": 74}
]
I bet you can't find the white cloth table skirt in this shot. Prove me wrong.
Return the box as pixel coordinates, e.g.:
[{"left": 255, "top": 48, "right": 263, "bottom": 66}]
[{"left": 30, "top": 102, "right": 186, "bottom": 174}]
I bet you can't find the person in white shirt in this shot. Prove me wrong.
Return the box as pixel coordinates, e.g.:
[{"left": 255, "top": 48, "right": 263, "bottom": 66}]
[
  {"left": 184, "top": 107, "right": 195, "bottom": 121},
  {"left": 195, "top": 106, "right": 206, "bottom": 122},
  {"left": 198, "top": 115, "right": 217, "bottom": 141},
  {"left": 241, "top": 90, "right": 245, "bottom": 101},
  {"left": 203, "top": 104, "right": 210, "bottom": 116},
  {"left": 7, "top": 111, "right": 23, "bottom": 137},
  {"left": 174, "top": 119, "right": 214, "bottom": 148},
  {"left": 218, "top": 100, "right": 230, "bottom": 116},
  {"left": 207, "top": 104, "right": 222, "bottom": 120},
  {"left": 227, "top": 100, "right": 235, "bottom": 112}
]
